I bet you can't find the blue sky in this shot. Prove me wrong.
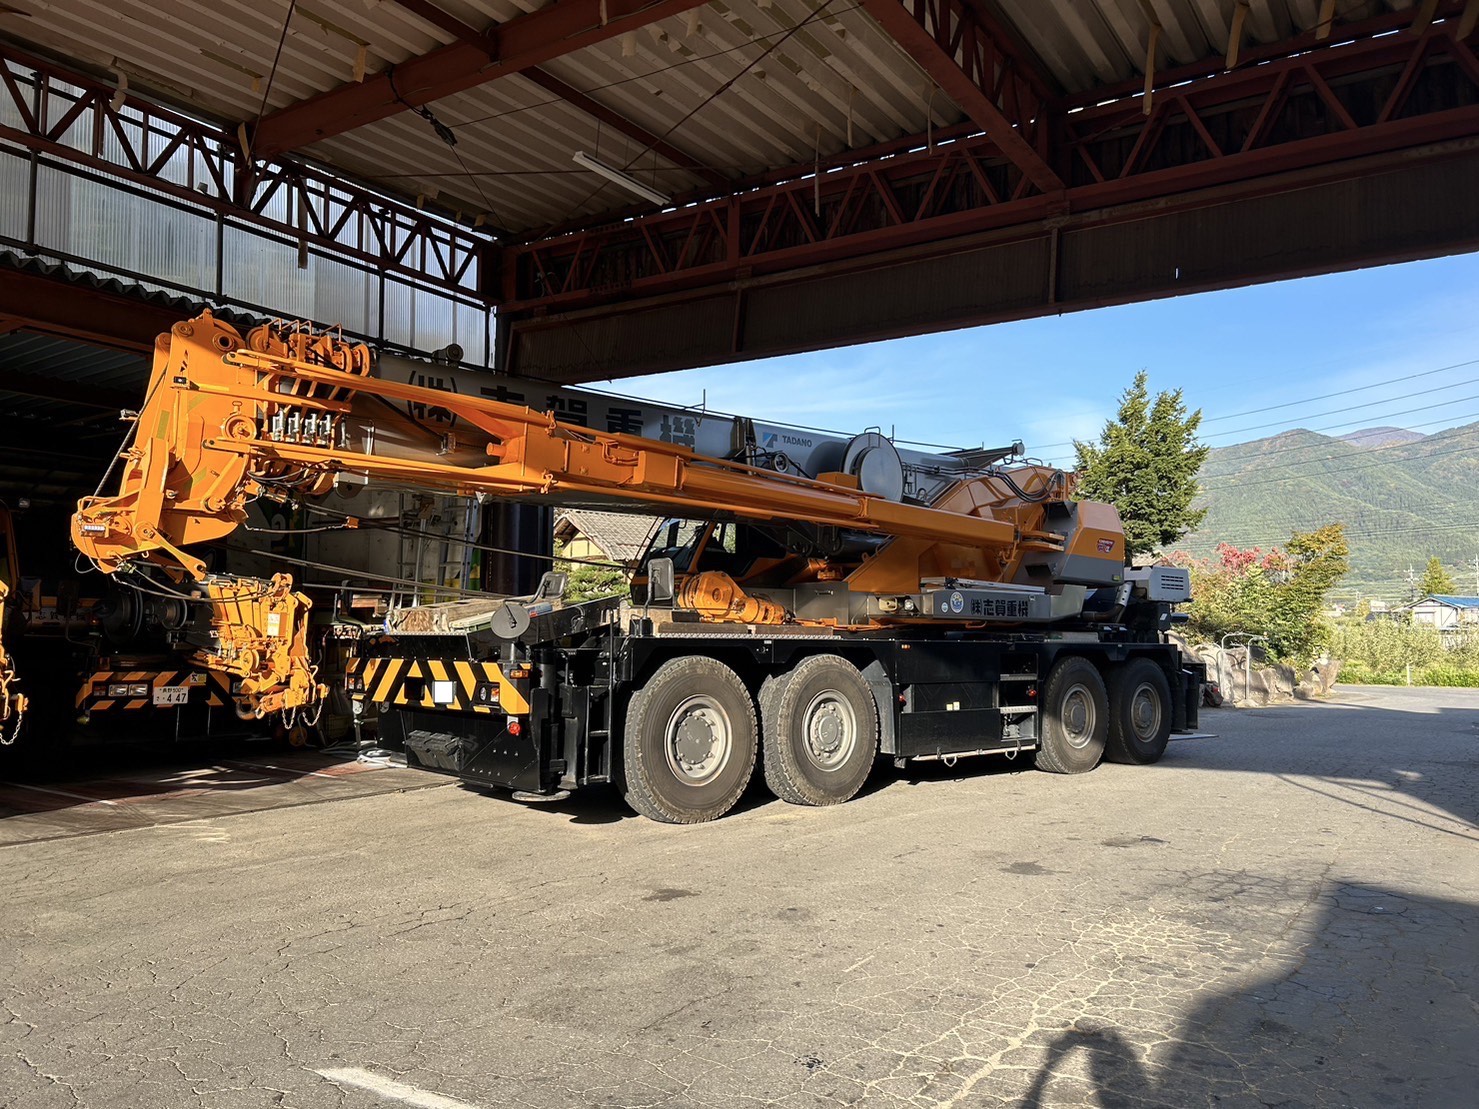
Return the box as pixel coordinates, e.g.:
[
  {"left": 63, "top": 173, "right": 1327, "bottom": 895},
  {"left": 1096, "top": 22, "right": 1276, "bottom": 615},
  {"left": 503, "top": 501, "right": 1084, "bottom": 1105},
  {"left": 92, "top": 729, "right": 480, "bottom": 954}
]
[{"left": 614, "top": 251, "right": 1479, "bottom": 465}]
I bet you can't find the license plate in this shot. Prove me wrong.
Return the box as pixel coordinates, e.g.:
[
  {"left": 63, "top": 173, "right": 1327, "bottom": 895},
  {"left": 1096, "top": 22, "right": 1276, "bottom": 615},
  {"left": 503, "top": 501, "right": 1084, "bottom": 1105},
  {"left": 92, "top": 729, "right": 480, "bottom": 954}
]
[{"left": 152, "top": 686, "right": 190, "bottom": 706}]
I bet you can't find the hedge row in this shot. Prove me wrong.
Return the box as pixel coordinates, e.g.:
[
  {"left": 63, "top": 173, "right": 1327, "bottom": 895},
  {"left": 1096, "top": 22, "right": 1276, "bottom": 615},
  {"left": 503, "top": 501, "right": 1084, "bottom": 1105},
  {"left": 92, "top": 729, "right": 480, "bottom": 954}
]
[{"left": 1338, "top": 663, "right": 1479, "bottom": 688}]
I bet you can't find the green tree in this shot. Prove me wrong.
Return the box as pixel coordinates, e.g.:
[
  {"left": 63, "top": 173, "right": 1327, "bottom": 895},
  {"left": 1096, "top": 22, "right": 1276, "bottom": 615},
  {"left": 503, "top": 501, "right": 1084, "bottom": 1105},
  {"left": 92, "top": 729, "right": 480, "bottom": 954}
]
[
  {"left": 1269, "top": 523, "right": 1351, "bottom": 661},
  {"left": 1418, "top": 556, "right": 1456, "bottom": 597},
  {"left": 1074, "top": 371, "right": 1210, "bottom": 556}
]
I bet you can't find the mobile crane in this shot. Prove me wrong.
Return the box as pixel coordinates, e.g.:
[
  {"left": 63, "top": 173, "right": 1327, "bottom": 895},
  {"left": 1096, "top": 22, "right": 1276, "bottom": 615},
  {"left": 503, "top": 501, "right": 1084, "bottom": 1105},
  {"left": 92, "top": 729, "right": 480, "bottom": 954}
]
[{"left": 73, "top": 311, "right": 1202, "bottom": 822}]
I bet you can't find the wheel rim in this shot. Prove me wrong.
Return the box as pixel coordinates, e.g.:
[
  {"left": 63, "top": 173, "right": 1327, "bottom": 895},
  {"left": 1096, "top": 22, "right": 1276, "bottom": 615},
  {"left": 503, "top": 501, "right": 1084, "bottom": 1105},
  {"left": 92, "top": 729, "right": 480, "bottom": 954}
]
[
  {"left": 800, "top": 690, "right": 857, "bottom": 770},
  {"left": 1129, "top": 681, "right": 1162, "bottom": 743},
  {"left": 1060, "top": 682, "right": 1097, "bottom": 749},
  {"left": 664, "top": 694, "right": 733, "bottom": 785}
]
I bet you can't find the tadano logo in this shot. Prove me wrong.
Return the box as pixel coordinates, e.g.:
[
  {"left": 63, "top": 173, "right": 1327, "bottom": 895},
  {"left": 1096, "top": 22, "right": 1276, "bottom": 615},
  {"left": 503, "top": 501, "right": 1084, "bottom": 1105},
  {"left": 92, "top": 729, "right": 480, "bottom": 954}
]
[{"left": 763, "top": 431, "right": 814, "bottom": 449}]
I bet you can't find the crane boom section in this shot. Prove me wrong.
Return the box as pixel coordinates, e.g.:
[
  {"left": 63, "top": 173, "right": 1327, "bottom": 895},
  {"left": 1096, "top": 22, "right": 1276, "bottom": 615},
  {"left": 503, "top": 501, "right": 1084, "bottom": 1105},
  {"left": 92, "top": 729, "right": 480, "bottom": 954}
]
[{"left": 73, "top": 314, "right": 1062, "bottom": 581}]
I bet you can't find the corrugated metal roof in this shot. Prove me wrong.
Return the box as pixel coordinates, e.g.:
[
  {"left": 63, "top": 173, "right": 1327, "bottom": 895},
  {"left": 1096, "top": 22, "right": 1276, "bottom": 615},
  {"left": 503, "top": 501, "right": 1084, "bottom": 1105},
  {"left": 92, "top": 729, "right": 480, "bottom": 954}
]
[
  {"left": 998, "top": 0, "right": 1415, "bottom": 95},
  {"left": 1, "top": 0, "right": 1423, "bottom": 233}
]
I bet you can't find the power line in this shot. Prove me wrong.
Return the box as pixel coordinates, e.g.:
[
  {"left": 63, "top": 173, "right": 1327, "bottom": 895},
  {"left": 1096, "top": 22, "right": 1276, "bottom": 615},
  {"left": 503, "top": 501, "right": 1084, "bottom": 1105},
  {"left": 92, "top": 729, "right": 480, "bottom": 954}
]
[
  {"left": 1024, "top": 355, "right": 1479, "bottom": 456},
  {"left": 1205, "top": 519, "right": 1479, "bottom": 547},
  {"left": 1198, "top": 357, "right": 1479, "bottom": 425},
  {"left": 1199, "top": 375, "right": 1479, "bottom": 440},
  {"left": 1198, "top": 414, "right": 1479, "bottom": 483},
  {"left": 1189, "top": 515, "right": 1479, "bottom": 553}
]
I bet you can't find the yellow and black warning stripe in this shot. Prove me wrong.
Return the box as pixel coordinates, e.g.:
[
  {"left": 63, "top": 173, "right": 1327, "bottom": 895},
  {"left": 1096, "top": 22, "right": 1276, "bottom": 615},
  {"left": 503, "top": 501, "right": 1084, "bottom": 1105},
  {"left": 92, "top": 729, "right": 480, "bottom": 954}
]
[
  {"left": 79, "top": 669, "right": 225, "bottom": 711},
  {"left": 347, "top": 657, "right": 530, "bottom": 716},
  {"left": 203, "top": 669, "right": 235, "bottom": 708}
]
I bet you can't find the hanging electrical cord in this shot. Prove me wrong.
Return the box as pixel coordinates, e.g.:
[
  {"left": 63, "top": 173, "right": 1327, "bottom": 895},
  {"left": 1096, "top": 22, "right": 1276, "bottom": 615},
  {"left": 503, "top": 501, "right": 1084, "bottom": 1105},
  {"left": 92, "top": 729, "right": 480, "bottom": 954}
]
[
  {"left": 449, "top": 4, "right": 868, "bottom": 131},
  {"left": 246, "top": 0, "right": 299, "bottom": 156},
  {"left": 387, "top": 69, "right": 510, "bottom": 234}
]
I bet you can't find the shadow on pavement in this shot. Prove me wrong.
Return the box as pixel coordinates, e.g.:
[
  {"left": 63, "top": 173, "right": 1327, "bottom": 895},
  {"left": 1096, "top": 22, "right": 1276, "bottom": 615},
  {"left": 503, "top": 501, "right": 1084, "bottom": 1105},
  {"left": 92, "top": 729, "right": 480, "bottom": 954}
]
[
  {"left": 0, "top": 740, "right": 364, "bottom": 818},
  {"left": 1018, "top": 881, "right": 1477, "bottom": 1108}
]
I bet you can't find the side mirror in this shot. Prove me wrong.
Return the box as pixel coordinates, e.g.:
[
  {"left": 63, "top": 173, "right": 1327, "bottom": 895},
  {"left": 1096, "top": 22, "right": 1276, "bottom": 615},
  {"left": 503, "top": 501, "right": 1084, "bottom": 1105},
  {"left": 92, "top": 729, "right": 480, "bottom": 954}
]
[
  {"left": 648, "top": 557, "right": 675, "bottom": 605},
  {"left": 532, "top": 571, "right": 567, "bottom": 600}
]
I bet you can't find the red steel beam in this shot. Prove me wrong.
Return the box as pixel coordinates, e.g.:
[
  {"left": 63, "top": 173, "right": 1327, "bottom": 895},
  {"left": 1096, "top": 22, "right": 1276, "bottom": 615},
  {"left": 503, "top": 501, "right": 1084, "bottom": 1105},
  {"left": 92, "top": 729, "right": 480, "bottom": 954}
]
[
  {"left": 500, "top": 18, "right": 1479, "bottom": 311},
  {"left": 251, "top": 0, "right": 712, "bottom": 158},
  {"left": 0, "top": 42, "right": 491, "bottom": 296},
  {"left": 382, "top": 0, "right": 725, "bottom": 187},
  {"left": 860, "top": 0, "right": 1063, "bottom": 193}
]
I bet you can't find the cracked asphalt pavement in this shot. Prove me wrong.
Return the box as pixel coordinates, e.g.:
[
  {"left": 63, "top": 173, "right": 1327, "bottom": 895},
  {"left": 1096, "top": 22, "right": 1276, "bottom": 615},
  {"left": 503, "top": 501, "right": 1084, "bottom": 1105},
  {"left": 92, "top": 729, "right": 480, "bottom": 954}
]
[{"left": 3, "top": 684, "right": 1476, "bottom": 1108}]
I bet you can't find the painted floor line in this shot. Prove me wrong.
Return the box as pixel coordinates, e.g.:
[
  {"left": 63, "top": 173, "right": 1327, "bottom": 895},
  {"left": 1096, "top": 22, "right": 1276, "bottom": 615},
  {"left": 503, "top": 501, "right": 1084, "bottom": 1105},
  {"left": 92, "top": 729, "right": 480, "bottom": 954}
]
[{"left": 315, "top": 1067, "right": 481, "bottom": 1109}]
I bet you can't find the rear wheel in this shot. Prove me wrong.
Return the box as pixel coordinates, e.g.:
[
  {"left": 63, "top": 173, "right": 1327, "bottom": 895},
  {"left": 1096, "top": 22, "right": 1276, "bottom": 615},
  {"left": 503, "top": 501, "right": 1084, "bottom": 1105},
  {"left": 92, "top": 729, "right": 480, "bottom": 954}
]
[
  {"left": 622, "top": 656, "right": 757, "bottom": 823},
  {"left": 1034, "top": 656, "right": 1108, "bottom": 775},
  {"left": 760, "top": 655, "right": 878, "bottom": 806},
  {"left": 1105, "top": 658, "right": 1172, "bottom": 764}
]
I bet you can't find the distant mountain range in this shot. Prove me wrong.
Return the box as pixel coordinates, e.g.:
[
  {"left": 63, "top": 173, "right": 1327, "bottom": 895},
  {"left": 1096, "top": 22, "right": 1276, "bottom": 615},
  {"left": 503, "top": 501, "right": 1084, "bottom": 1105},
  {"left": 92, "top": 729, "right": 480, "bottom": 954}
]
[
  {"left": 1178, "top": 421, "right": 1479, "bottom": 599},
  {"left": 1336, "top": 426, "right": 1427, "bottom": 449}
]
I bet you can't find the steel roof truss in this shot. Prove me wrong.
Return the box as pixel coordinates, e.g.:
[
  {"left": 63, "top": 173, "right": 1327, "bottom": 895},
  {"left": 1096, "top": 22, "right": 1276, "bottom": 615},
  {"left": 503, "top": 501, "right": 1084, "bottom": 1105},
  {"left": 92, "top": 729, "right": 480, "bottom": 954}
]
[{"left": 860, "top": 0, "right": 1064, "bottom": 193}]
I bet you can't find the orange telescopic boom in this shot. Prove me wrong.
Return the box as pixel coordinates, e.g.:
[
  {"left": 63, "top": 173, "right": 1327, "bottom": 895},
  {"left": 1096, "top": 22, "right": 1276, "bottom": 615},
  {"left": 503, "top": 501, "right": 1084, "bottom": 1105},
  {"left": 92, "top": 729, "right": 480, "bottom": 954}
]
[{"left": 73, "top": 312, "right": 1121, "bottom": 716}]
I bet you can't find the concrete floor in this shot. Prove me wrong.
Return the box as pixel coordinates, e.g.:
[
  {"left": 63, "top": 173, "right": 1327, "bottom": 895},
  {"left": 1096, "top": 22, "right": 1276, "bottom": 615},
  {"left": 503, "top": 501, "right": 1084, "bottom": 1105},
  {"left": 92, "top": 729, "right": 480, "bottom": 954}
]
[{"left": 2, "top": 685, "right": 1475, "bottom": 1109}]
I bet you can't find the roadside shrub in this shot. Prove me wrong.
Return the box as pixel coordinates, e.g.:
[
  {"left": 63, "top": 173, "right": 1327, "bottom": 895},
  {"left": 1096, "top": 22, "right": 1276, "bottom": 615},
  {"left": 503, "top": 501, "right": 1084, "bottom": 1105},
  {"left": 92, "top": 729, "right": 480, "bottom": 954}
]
[
  {"left": 1329, "top": 619, "right": 1444, "bottom": 673},
  {"left": 1337, "top": 661, "right": 1479, "bottom": 687},
  {"left": 1419, "top": 667, "right": 1479, "bottom": 688}
]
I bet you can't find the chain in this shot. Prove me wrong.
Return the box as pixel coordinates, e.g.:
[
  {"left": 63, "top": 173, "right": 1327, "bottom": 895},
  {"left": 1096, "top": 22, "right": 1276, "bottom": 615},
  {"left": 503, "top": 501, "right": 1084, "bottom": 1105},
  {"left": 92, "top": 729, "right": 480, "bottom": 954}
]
[{"left": 0, "top": 658, "right": 23, "bottom": 746}]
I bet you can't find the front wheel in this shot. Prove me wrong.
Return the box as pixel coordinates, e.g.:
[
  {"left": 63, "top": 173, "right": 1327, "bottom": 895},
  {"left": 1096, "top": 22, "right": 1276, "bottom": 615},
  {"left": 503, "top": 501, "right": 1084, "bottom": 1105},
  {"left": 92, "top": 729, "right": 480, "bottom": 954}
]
[
  {"left": 1034, "top": 656, "right": 1108, "bottom": 775},
  {"left": 621, "top": 656, "right": 757, "bottom": 823},
  {"left": 1105, "top": 658, "right": 1172, "bottom": 764}
]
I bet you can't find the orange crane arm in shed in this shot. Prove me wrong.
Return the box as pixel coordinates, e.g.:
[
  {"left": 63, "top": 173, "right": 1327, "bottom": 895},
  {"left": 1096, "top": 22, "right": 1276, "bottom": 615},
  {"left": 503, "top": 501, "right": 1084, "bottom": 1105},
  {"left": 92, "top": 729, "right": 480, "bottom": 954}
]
[{"left": 72, "top": 312, "right": 1109, "bottom": 715}]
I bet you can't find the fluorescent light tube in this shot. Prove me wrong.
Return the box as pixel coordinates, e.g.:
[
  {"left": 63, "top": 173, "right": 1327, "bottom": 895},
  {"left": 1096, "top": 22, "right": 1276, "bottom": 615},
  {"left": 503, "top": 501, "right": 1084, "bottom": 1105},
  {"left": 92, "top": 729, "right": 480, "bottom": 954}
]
[{"left": 572, "top": 150, "right": 670, "bottom": 206}]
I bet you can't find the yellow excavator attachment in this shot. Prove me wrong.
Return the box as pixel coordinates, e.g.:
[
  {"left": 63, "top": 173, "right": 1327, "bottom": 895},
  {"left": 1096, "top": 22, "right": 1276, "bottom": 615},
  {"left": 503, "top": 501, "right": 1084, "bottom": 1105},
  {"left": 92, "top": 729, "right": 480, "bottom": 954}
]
[
  {"left": 0, "top": 581, "right": 25, "bottom": 743},
  {"left": 196, "top": 575, "right": 324, "bottom": 718}
]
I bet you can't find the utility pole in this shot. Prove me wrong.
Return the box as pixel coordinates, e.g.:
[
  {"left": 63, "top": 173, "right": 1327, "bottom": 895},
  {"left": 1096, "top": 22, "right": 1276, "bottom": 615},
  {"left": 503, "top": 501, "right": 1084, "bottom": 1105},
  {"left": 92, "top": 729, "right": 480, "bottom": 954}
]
[
  {"left": 1407, "top": 564, "right": 1417, "bottom": 603},
  {"left": 1472, "top": 554, "right": 1478, "bottom": 596}
]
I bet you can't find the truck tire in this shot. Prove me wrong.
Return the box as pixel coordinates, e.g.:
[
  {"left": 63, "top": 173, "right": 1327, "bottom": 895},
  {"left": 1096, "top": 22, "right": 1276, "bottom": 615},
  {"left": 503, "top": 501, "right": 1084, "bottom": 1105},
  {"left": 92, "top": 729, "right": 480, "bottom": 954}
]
[
  {"left": 621, "top": 656, "right": 757, "bottom": 823},
  {"left": 1034, "top": 656, "right": 1108, "bottom": 775},
  {"left": 1105, "top": 658, "right": 1172, "bottom": 764},
  {"left": 759, "top": 655, "right": 878, "bottom": 806}
]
